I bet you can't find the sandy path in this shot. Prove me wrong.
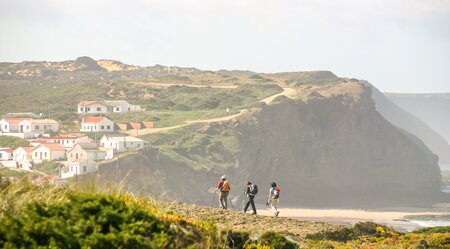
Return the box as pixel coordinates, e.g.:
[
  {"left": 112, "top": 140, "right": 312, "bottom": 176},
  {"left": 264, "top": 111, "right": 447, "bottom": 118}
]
[
  {"left": 132, "top": 82, "right": 238, "bottom": 89},
  {"left": 128, "top": 87, "right": 295, "bottom": 136},
  {"left": 257, "top": 208, "right": 447, "bottom": 221}
]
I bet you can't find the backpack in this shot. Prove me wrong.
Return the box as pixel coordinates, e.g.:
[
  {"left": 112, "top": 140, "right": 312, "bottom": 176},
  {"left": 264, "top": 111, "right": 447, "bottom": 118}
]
[
  {"left": 274, "top": 187, "right": 281, "bottom": 198},
  {"left": 221, "top": 181, "right": 230, "bottom": 192},
  {"left": 249, "top": 184, "right": 258, "bottom": 195}
]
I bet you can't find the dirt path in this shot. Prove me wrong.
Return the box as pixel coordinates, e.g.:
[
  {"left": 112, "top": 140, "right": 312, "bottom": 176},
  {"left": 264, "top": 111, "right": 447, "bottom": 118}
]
[
  {"left": 126, "top": 87, "right": 296, "bottom": 136},
  {"left": 132, "top": 82, "right": 238, "bottom": 89}
]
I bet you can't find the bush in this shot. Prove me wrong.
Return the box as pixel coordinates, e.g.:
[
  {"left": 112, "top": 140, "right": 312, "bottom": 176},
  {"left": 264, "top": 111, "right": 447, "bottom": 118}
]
[
  {"left": 0, "top": 136, "right": 29, "bottom": 149},
  {"left": 305, "top": 222, "right": 398, "bottom": 242},
  {"left": 221, "top": 230, "right": 250, "bottom": 248},
  {"left": 257, "top": 231, "right": 297, "bottom": 249},
  {"left": 0, "top": 193, "right": 200, "bottom": 248},
  {"left": 414, "top": 226, "right": 450, "bottom": 234}
]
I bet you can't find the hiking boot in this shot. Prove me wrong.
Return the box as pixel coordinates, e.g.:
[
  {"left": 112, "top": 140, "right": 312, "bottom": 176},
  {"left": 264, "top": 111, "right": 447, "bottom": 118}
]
[{"left": 275, "top": 211, "right": 279, "bottom": 217}]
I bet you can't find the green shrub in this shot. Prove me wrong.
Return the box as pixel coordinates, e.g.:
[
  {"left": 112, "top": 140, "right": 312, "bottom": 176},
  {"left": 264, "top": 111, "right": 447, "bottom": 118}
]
[
  {"left": 221, "top": 230, "right": 250, "bottom": 248},
  {"left": 414, "top": 226, "right": 450, "bottom": 234},
  {"left": 0, "top": 193, "right": 200, "bottom": 248},
  {"left": 305, "top": 222, "right": 397, "bottom": 242},
  {"left": 0, "top": 136, "right": 29, "bottom": 149},
  {"left": 257, "top": 231, "right": 297, "bottom": 249}
]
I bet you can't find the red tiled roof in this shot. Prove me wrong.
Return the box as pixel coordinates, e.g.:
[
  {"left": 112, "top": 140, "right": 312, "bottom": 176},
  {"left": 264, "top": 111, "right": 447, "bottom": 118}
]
[
  {"left": 50, "top": 135, "right": 86, "bottom": 140},
  {"left": 34, "top": 143, "right": 66, "bottom": 151},
  {"left": 30, "top": 139, "right": 51, "bottom": 143},
  {"left": 78, "top": 101, "right": 98, "bottom": 106},
  {"left": 1, "top": 118, "right": 32, "bottom": 124},
  {"left": 20, "top": 146, "right": 35, "bottom": 152},
  {"left": 0, "top": 149, "right": 13, "bottom": 153},
  {"left": 83, "top": 117, "right": 107, "bottom": 123}
]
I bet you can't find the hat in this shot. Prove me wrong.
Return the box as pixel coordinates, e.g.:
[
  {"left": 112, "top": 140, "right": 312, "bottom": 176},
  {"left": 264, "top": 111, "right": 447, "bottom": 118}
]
[{"left": 221, "top": 175, "right": 226, "bottom": 180}]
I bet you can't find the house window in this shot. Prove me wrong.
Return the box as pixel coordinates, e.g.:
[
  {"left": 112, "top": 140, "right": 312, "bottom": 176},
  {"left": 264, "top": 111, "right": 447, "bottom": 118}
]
[
  {"left": 3, "top": 125, "right": 7, "bottom": 129},
  {"left": 101, "top": 125, "right": 104, "bottom": 130},
  {"left": 26, "top": 126, "right": 30, "bottom": 129},
  {"left": 44, "top": 152, "right": 47, "bottom": 158},
  {"left": 97, "top": 107, "right": 101, "bottom": 111},
  {"left": 80, "top": 107, "right": 83, "bottom": 112},
  {"left": 35, "top": 152, "right": 38, "bottom": 157},
  {"left": 87, "top": 107, "right": 90, "bottom": 111},
  {"left": 107, "top": 125, "right": 111, "bottom": 130},
  {"left": 35, "top": 125, "right": 40, "bottom": 130},
  {"left": 138, "top": 144, "right": 140, "bottom": 147},
  {"left": 83, "top": 166, "right": 87, "bottom": 172},
  {"left": 75, "top": 153, "right": 78, "bottom": 159},
  {"left": 43, "top": 125, "right": 47, "bottom": 129},
  {"left": 116, "top": 107, "right": 120, "bottom": 111},
  {"left": 0, "top": 154, "right": 2, "bottom": 159},
  {"left": 70, "top": 166, "right": 73, "bottom": 172}
]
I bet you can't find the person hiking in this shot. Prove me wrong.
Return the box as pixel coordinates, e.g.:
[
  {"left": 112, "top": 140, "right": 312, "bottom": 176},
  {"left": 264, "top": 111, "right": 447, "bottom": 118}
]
[
  {"left": 243, "top": 181, "right": 258, "bottom": 215},
  {"left": 267, "top": 182, "right": 280, "bottom": 217},
  {"left": 215, "top": 175, "right": 230, "bottom": 209}
]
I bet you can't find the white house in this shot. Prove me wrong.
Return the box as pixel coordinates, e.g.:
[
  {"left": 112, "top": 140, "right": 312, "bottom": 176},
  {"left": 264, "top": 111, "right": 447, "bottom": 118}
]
[
  {"left": 31, "top": 144, "right": 66, "bottom": 163},
  {"left": 0, "top": 118, "right": 32, "bottom": 133},
  {"left": 13, "top": 146, "right": 34, "bottom": 162},
  {"left": 80, "top": 117, "right": 114, "bottom": 132},
  {"left": 0, "top": 118, "right": 59, "bottom": 134},
  {"left": 67, "top": 142, "right": 107, "bottom": 162},
  {"left": 48, "top": 135, "right": 90, "bottom": 149},
  {"left": 78, "top": 100, "right": 141, "bottom": 114},
  {"left": 31, "top": 119, "right": 59, "bottom": 133},
  {"left": 100, "top": 135, "right": 149, "bottom": 152},
  {"left": 68, "top": 158, "right": 97, "bottom": 176},
  {"left": 0, "top": 148, "right": 13, "bottom": 161}
]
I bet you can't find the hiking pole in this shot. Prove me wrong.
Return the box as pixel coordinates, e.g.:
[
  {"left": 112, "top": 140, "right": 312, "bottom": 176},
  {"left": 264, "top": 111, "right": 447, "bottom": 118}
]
[
  {"left": 211, "top": 191, "right": 217, "bottom": 208},
  {"left": 229, "top": 194, "right": 235, "bottom": 210}
]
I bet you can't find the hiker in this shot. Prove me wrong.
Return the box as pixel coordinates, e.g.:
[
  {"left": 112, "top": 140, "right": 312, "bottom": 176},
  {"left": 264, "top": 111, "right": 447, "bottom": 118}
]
[
  {"left": 215, "top": 175, "right": 230, "bottom": 209},
  {"left": 267, "top": 182, "right": 280, "bottom": 217},
  {"left": 243, "top": 181, "right": 258, "bottom": 215}
]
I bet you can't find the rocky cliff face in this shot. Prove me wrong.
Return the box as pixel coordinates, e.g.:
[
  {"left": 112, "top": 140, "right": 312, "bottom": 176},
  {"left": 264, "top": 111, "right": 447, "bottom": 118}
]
[{"left": 96, "top": 84, "right": 445, "bottom": 208}]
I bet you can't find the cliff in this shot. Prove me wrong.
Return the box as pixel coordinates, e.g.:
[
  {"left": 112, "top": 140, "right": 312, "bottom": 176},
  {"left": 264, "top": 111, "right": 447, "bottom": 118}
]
[
  {"left": 368, "top": 84, "right": 450, "bottom": 164},
  {"left": 95, "top": 83, "right": 445, "bottom": 208}
]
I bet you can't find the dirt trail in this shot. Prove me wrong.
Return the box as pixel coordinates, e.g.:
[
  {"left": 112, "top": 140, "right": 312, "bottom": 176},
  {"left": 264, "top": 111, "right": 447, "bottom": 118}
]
[
  {"left": 160, "top": 202, "right": 343, "bottom": 243},
  {"left": 132, "top": 82, "right": 238, "bottom": 89},
  {"left": 126, "top": 87, "right": 296, "bottom": 136}
]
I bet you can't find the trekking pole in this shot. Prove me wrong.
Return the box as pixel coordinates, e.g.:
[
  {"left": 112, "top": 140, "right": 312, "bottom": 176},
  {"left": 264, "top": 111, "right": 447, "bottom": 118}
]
[
  {"left": 229, "top": 193, "right": 235, "bottom": 210},
  {"left": 211, "top": 190, "right": 216, "bottom": 208}
]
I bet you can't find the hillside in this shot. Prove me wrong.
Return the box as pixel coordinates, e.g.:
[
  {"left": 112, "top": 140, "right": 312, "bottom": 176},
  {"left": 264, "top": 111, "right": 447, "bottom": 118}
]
[
  {"left": 385, "top": 93, "right": 450, "bottom": 145},
  {"left": 94, "top": 82, "right": 445, "bottom": 208},
  {"left": 366, "top": 84, "right": 450, "bottom": 164}
]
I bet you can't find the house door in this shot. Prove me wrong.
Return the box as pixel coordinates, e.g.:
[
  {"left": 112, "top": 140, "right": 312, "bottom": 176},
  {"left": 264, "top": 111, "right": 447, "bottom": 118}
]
[
  {"left": 20, "top": 125, "right": 24, "bottom": 132},
  {"left": 39, "top": 152, "right": 42, "bottom": 159}
]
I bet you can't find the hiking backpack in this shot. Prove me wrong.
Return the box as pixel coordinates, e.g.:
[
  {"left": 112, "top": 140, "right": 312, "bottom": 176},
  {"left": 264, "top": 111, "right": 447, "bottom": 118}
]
[
  {"left": 274, "top": 187, "right": 281, "bottom": 198},
  {"left": 250, "top": 184, "right": 258, "bottom": 195},
  {"left": 221, "top": 181, "right": 230, "bottom": 192}
]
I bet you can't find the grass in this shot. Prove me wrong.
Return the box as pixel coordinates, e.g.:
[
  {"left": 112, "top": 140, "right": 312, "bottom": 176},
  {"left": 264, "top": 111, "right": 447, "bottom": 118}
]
[
  {"left": 139, "top": 124, "right": 240, "bottom": 170},
  {"left": 0, "top": 136, "right": 30, "bottom": 149},
  {"left": 0, "top": 179, "right": 298, "bottom": 249},
  {"left": 0, "top": 179, "right": 448, "bottom": 248},
  {"left": 33, "top": 160, "right": 63, "bottom": 175}
]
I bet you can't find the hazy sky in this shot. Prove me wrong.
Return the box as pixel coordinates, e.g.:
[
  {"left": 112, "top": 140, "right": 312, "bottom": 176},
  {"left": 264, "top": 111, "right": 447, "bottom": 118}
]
[{"left": 1, "top": 0, "right": 449, "bottom": 93}]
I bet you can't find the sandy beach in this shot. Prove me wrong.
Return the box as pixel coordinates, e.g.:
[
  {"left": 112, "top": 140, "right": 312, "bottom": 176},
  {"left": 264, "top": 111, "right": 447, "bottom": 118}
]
[{"left": 257, "top": 208, "right": 446, "bottom": 220}]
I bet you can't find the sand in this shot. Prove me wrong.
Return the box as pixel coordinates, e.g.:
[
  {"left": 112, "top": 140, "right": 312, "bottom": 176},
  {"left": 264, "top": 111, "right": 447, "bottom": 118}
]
[{"left": 257, "top": 208, "right": 446, "bottom": 221}]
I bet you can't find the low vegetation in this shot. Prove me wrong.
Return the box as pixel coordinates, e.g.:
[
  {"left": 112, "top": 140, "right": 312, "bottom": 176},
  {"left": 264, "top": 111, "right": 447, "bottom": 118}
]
[
  {"left": 0, "top": 179, "right": 448, "bottom": 248},
  {"left": 0, "top": 136, "right": 29, "bottom": 149},
  {"left": 140, "top": 123, "right": 240, "bottom": 170}
]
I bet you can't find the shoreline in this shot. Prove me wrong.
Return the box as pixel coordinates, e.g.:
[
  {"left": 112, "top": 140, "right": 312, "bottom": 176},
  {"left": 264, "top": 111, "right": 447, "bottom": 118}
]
[{"left": 256, "top": 208, "right": 448, "bottom": 231}]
